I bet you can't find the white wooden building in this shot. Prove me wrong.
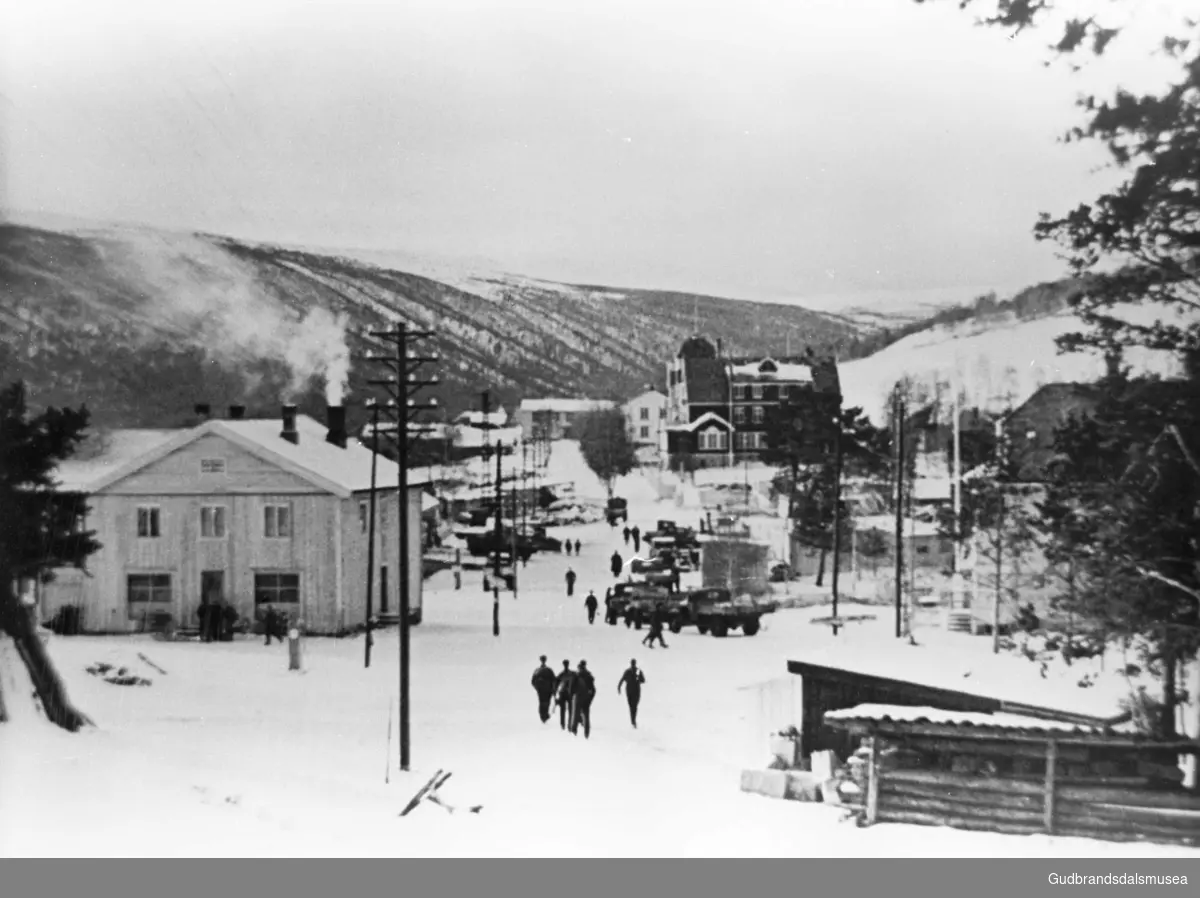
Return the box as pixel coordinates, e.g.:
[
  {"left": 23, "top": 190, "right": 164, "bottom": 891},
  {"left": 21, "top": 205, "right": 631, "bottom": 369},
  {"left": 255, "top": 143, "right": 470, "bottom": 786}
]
[{"left": 44, "top": 405, "right": 432, "bottom": 635}]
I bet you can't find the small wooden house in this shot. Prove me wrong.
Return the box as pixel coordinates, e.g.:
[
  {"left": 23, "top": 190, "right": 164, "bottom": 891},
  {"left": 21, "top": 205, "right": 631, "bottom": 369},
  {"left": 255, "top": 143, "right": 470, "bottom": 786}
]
[
  {"left": 44, "top": 405, "right": 431, "bottom": 636},
  {"left": 785, "top": 657, "right": 1128, "bottom": 763},
  {"left": 825, "top": 704, "right": 1200, "bottom": 848}
]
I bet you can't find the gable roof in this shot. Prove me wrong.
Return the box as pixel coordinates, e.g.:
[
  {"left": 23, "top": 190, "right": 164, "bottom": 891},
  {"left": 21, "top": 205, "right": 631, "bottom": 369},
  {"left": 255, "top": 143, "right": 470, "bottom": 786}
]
[
  {"left": 667, "top": 411, "right": 733, "bottom": 433},
  {"left": 683, "top": 358, "right": 728, "bottom": 404},
  {"left": 728, "top": 359, "right": 814, "bottom": 383},
  {"left": 54, "top": 430, "right": 180, "bottom": 493},
  {"left": 59, "top": 415, "right": 431, "bottom": 498}
]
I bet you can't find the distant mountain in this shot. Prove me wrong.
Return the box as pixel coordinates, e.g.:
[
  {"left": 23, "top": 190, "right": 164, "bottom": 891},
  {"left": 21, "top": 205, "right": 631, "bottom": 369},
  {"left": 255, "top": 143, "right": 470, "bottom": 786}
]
[{"left": 0, "top": 223, "right": 864, "bottom": 432}]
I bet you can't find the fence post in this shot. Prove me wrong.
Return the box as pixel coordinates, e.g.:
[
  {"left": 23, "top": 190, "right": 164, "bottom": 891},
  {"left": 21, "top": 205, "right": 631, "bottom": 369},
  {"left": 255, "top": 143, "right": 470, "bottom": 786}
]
[
  {"left": 1043, "top": 739, "right": 1058, "bottom": 834},
  {"left": 288, "top": 626, "right": 302, "bottom": 672},
  {"left": 864, "top": 733, "right": 881, "bottom": 826}
]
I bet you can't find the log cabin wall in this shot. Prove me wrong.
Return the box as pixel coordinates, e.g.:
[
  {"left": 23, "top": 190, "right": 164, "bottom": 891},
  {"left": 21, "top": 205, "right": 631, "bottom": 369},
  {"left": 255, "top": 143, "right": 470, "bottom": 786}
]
[{"left": 853, "top": 727, "right": 1200, "bottom": 849}]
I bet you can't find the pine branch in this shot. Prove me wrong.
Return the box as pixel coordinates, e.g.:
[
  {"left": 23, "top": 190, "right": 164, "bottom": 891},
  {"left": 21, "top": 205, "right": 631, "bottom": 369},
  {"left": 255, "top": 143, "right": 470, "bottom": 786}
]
[{"left": 1135, "top": 567, "right": 1200, "bottom": 603}]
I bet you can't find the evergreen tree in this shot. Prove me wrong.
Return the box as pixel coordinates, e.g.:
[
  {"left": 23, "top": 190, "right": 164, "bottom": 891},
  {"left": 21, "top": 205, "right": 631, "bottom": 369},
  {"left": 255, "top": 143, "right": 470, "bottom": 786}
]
[
  {"left": 574, "top": 407, "right": 637, "bottom": 500},
  {"left": 0, "top": 380, "right": 101, "bottom": 730}
]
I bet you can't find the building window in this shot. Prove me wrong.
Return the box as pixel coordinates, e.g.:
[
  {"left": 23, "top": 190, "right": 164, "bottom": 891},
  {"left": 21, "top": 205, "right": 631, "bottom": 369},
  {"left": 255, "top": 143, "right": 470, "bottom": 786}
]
[
  {"left": 136, "top": 506, "right": 161, "bottom": 539},
  {"left": 733, "top": 407, "right": 746, "bottom": 424},
  {"left": 200, "top": 458, "right": 226, "bottom": 475},
  {"left": 254, "top": 572, "right": 300, "bottom": 605},
  {"left": 699, "top": 428, "right": 728, "bottom": 451},
  {"left": 200, "top": 506, "right": 227, "bottom": 539},
  {"left": 264, "top": 504, "right": 292, "bottom": 539},
  {"left": 752, "top": 406, "right": 764, "bottom": 424},
  {"left": 732, "top": 384, "right": 745, "bottom": 400},
  {"left": 779, "top": 385, "right": 789, "bottom": 399},
  {"left": 359, "top": 501, "right": 368, "bottom": 533},
  {"left": 751, "top": 384, "right": 763, "bottom": 400},
  {"left": 639, "top": 426, "right": 650, "bottom": 439},
  {"left": 640, "top": 407, "right": 650, "bottom": 421},
  {"left": 127, "top": 573, "right": 172, "bottom": 605}
]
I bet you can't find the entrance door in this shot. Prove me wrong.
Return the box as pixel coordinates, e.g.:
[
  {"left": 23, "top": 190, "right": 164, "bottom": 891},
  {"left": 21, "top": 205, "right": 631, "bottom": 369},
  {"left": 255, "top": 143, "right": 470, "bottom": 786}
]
[
  {"left": 379, "top": 565, "right": 389, "bottom": 615},
  {"left": 201, "top": 571, "right": 224, "bottom": 605}
]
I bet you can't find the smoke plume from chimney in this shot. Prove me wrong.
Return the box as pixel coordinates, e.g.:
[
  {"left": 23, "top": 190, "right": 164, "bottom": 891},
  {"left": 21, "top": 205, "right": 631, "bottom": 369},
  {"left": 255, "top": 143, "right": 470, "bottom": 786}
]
[{"left": 106, "top": 232, "right": 352, "bottom": 403}]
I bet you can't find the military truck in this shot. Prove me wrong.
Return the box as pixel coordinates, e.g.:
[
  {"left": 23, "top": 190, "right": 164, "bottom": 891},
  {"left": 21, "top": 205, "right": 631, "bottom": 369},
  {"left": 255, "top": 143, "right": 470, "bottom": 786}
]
[
  {"left": 645, "top": 519, "right": 701, "bottom": 549},
  {"left": 624, "top": 589, "right": 687, "bottom": 629},
  {"left": 606, "top": 582, "right": 670, "bottom": 627},
  {"left": 665, "top": 586, "right": 774, "bottom": 637},
  {"left": 606, "top": 497, "right": 629, "bottom": 526},
  {"left": 464, "top": 527, "right": 536, "bottom": 563}
]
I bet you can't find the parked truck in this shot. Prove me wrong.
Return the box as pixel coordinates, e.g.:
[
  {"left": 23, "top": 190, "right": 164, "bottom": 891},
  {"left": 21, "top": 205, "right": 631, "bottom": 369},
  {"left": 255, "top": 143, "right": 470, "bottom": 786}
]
[{"left": 665, "top": 587, "right": 775, "bottom": 637}]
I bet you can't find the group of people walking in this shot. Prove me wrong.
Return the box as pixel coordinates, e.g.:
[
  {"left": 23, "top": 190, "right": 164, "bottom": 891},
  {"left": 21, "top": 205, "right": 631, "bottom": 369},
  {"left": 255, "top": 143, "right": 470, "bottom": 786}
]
[
  {"left": 562, "top": 539, "right": 582, "bottom": 556},
  {"left": 621, "top": 525, "right": 642, "bottom": 553},
  {"left": 530, "top": 655, "right": 647, "bottom": 735}
]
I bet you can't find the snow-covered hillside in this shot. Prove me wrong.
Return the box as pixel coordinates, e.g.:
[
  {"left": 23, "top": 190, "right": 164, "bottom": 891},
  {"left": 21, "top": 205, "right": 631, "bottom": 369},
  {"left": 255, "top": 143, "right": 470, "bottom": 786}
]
[{"left": 839, "top": 306, "right": 1189, "bottom": 424}]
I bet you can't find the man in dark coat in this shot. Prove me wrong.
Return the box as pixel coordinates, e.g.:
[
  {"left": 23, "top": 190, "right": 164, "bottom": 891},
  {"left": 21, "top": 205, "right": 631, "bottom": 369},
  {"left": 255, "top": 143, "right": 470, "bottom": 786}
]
[
  {"left": 641, "top": 604, "right": 669, "bottom": 649},
  {"left": 564, "top": 540, "right": 572, "bottom": 556},
  {"left": 198, "top": 600, "right": 214, "bottom": 643},
  {"left": 531, "top": 655, "right": 557, "bottom": 723},
  {"left": 622, "top": 525, "right": 631, "bottom": 546},
  {"left": 570, "top": 660, "right": 597, "bottom": 738},
  {"left": 610, "top": 550, "right": 623, "bottom": 579},
  {"left": 618, "top": 659, "right": 646, "bottom": 728},
  {"left": 573, "top": 539, "right": 581, "bottom": 555},
  {"left": 264, "top": 606, "right": 281, "bottom": 646},
  {"left": 554, "top": 660, "right": 576, "bottom": 730},
  {"left": 604, "top": 587, "right": 616, "bottom": 625},
  {"left": 584, "top": 590, "right": 599, "bottom": 624},
  {"left": 565, "top": 567, "right": 577, "bottom": 597},
  {"left": 631, "top": 525, "right": 641, "bottom": 553}
]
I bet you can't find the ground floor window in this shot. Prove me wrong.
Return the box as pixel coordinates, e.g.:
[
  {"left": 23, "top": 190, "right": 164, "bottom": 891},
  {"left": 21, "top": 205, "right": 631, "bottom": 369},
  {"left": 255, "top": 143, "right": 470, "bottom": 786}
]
[
  {"left": 128, "top": 573, "right": 172, "bottom": 605},
  {"left": 254, "top": 572, "right": 300, "bottom": 605}
]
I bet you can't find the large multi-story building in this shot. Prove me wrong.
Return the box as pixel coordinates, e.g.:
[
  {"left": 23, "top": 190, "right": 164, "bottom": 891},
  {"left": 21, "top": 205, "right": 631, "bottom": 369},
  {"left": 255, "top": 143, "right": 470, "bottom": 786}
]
[
  {"left": 622, "top": 387, "right": 667, "bottom": 450},
  {"left": 664, "top": 336, "right": 840, "bottom": 469}
]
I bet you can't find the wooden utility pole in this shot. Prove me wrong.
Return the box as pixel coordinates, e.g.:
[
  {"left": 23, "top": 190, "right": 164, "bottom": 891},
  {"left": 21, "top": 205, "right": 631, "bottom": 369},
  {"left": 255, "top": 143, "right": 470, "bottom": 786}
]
[
  {"left": 894, "top": 388, "right": 906, "bottom": 640},
  {"left": 493, "top": 447, "right": 503, "bottom": 637},
  {"left": 365, "top": 321, "right": 439, "bottom": 773},
  {"left": 364, "top": 400, "right": 380, "bottom": 669},
  {"left": 830, "top": 400, "right": 845, "bottom": 636}
]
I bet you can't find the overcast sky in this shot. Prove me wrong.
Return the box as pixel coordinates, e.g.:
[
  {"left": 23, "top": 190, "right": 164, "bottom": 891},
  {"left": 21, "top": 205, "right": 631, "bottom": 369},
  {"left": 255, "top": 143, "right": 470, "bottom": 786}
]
[{"left": 0, "top": 0, "right": 1186, "bottom": 305}]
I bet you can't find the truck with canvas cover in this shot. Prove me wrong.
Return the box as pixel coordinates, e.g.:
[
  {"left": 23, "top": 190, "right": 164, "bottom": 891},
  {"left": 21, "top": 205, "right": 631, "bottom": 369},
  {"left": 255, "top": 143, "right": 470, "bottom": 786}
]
[
  {"left": 665, "top": 587, "right": 775, "bottom": 638},
  {"left": 624, "top": 589, "right": 687, "bottom": 629}
]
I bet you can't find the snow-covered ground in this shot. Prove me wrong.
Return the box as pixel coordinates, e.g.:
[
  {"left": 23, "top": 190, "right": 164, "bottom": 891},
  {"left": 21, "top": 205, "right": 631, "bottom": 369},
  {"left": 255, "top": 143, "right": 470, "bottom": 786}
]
[
  {"left": 1, "top": 445, "right": 1196, "bottom": 857},
  {"left": 839, "top": 306, "right": 1188, "bottom": 425}
]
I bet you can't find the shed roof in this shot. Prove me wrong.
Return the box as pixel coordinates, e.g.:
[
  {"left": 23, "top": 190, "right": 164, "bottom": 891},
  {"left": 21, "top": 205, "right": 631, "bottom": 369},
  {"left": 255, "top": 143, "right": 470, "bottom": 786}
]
[
  {"left": 788, "top": 655, "right": 1128, "bottom": 727},
  {"left": 824, "top": 704, "right": 1110, "bottom": 735},
  {"left": 666, "top": 411, "right": 733, "bottom": 433}
]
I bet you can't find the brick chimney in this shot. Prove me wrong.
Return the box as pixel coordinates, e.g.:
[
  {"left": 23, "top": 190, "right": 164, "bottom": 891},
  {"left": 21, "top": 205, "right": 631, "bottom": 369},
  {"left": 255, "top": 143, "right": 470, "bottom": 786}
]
[
  {"left": 325, "top": 405, "right": 347, "bottom": 449},
  {"left": 229, "top": 405, "right": 246, "bottom": 420},
  {"left": 194, "top": 403, "right": 212, "bottom": 419},
  {"left": 280, "top": 405, "right": 299, "bottom": 445}
]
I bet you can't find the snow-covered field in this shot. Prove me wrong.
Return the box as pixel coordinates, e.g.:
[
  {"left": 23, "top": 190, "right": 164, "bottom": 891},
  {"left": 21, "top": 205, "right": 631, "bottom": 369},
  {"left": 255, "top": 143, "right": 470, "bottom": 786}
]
[
  {"left": 839, "top": 306, "right": 1188, "bottom": 425},
  {"left": 2, "top": 447, "right": 1196, "bottom": 858}
]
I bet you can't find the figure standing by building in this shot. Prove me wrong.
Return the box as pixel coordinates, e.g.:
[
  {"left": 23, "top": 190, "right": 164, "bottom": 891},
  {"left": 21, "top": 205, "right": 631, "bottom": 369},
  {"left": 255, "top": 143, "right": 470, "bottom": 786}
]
[{"left": 618, "top": 660, "right": 645, "bottom": 728}]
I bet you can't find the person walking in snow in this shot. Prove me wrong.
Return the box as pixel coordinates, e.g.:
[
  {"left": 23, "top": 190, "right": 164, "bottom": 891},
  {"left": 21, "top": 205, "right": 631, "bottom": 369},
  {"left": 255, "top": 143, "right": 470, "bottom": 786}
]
[
  {"left": 573, "top": 539, "right": 581, "bottom": 555},
  {"left": 584, "top": 590, "right": 599, "bottom": 624},
  {"left": 604, "top": 587, "right": 616, "bottom": 625},
  {"left": 570, "top": 660, "right": 597, "bottom": 738},
  {"left": 622, "top": 525, "right": 631, "bottom": 546},
  {"left": 631, "top": 525, "right": 641, "bottom": 553},
  {"left": 642, "top": 604, "right": 669, "bottom": 650},
  {"left": 565, "top": 567, "right": 577, "bottom": 597},
  {"left": 554, "top": 660, "right": 576, "bottom": 730},
  {"left": 610, "top": 550, "right": 623, "bottom": 579},
  {"left": 531, "top": 655, "right": 557, "bottom": 723},
  {"left": 618, "top": 659, "right": 646, "bottom": 728},
  {"left": 564, "top": 540, "right": 572, "bottom": 556}
]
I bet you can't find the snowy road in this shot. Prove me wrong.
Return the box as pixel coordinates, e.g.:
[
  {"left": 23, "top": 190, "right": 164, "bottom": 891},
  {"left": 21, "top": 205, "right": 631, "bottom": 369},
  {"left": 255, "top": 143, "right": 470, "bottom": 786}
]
[{"left": 2, "top": 457, "right": 1196, "bottom": 856}]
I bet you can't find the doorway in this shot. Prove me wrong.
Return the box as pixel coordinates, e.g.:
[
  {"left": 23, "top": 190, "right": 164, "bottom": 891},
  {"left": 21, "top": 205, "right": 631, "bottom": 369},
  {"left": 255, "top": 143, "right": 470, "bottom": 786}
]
[
  {"left": 201, "top": 570, "right": 224, "bottom": 605},
  {"left": 379, "top": 565, "right": 389, "bottom": 615}
]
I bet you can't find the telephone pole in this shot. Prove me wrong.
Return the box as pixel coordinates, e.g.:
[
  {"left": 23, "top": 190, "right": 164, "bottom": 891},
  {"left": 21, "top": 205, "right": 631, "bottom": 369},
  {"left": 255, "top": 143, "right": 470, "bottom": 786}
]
[
  {"left": 364, "top": 400, "right": 380, "bottom": 669},
  {"left": 364, "top": 320, "right": 439, "bottom": 773},
  {"left": 893, "top": 387, "right": 906, "bottom": 640}
]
